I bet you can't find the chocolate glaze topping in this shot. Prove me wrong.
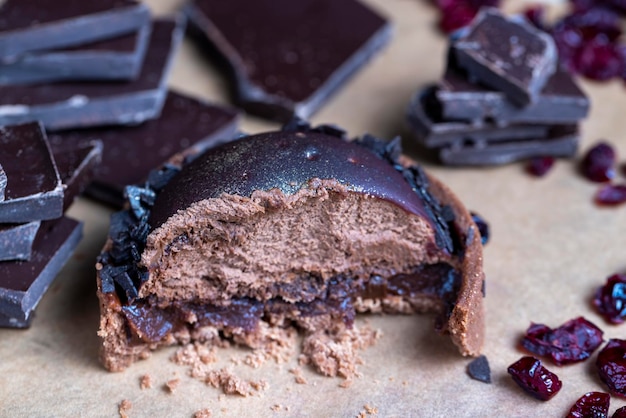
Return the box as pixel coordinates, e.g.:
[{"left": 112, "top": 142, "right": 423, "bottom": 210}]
[{"left": 152, "top": 130, "right": 433, "bottom": 230}]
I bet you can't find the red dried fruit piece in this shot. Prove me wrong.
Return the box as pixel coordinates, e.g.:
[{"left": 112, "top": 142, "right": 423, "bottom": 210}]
[
  {"left": 573, "top": 36, "right": 624, "bottom": 81},
  {"left": 614, "top": 406, "right": 626, "bottom": 418},
  {"left": 581, "top": 142, "right": 616, "bottom": 182},
  {"left": 438, "top": 3, "right": 477, "bottom": 34},
  {"left": 521, "top": 317, "right": 604, "bottom": 365},
  {"left": 594, "top": 274, "right": 626, "bottom": 323},
  {"left": 595, "top": 184, "right": 626, "bottom": 206},
  {"left": 566, "top": 392, "right": 610, "bottom": 418},
  {"left": 526, "top": 156, "right": 555, "bottom": 177},
  {"left": 597, "top": 339, "right": 626, "bottom": 397},
  {"left": 507, "top": 356, "right": 562, "bottom": 401}
]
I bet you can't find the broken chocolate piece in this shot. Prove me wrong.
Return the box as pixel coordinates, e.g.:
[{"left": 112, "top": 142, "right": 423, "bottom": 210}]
[
  {"left": 0, "top": 0, "right": 150, "bottom": 59},
  {"left": 407, "top": 87, "right": 551, "bottom": 148},
  {"left": 453, "top": 9, "right": 557, "bottom": 106},
  {"left": 0, "top": 122, "right": 64, "bottom": 223},
  {"left": 438, "top": 126, "right": 579, "bottom": 166},
  {"left": 0, "top": 24, "right": 151, "bottom": 85},
  {"left": 0, "top": 217, "right": 82, "bottom": 327},
  {"left": 467, "top": 354, "right": 491, "bottom": 383},
  {"left": 184, "top": 0, "right": 392, "bottom": 121},
  {"left": 48, "top": 91, "right": 239, "bottom": 208},
  {"left": 0, "top": 221, "right": 40, "bottom": 262},
  {"left": 0, "top": 19, "right": 184, "bottom": 131},
  {"left": 49, "top": 140, "right": 103, "bottom": 210},
  {"left": 436, "top": 66, "right": 590, "bottom": 126}
]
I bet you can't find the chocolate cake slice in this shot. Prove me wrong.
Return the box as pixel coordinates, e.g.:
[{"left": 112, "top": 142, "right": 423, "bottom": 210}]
[{"left": 97, "top": 124, "right": 485, "bottom": 373}]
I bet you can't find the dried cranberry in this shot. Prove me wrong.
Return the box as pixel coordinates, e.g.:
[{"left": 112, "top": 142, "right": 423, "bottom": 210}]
[
  {"left": 614, "top": 406, "right": 626, "bottom": 418},
  {"left": 597, "top": 339, "right": 626, "bottom": 397},
  {"left": 438, "top": 3, "right": 477, "bottom": 34},
  {"left": 564, "top": 8, "right": 623, "bottom": 41},
  {"left": 526, "top": 156, "right": 555, "bottom": 177},
  {"left": 566, "top": 392, "right": 611, "bottom": 418},
  {"left": 595, "top": 184, "right": 626, "bottom": 206},
  {"left": 470, "top": 212, "right": 489, "bottom": 245},
  {"left": 581, "top": 142, "right": 616, "bottom": 182},
  {"left": 572, "top": 36, "right": 624, "bottom": 81},
  {"left": 521, "top": 317, "right": 604, "bottom": 365},
  {"left": 594, "top": 274, "right": 626, "bottom": 323},
  {"left": 507, "top": 356, "right": 562, "bottom": 401},
  {"left": 524, "top": 6, "right": 546, "bottom": 30}
]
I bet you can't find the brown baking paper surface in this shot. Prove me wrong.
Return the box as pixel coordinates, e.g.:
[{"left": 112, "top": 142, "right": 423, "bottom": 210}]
[{"left": 2, "top": 0, "right": 626, "bottom": 416}]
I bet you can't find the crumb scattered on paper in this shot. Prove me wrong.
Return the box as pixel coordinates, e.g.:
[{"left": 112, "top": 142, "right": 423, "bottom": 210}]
[
  {"left": 118, "top": 399, "right": 132, "bottom": 418},
  {"left": 139, "top": 374, "right": 152, "bottom": 390}
]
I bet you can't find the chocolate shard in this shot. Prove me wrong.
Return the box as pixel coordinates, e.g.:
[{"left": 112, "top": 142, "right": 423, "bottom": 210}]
[
  {"left": 0, "top": 18, "right": 184, "bottom": 131},
  {"left": 49, "top": 91, "right": 239, "bottom": 208},
  {"left": 438, "top": 125, "right": 579, "bottom": 166},
  {"left": 452, "top": 8, "right": 557, "bottom": 106},
  {"left": 0, "top": 217, "right": 83, "bottom": 327},
  {"left": 0, "top": 0, "right": 150, "bottom": 60},
  {"left": 49, "top": 140, "right": 103, "bottom": 210},
  {"left": 0, "top": 24, "right": 152, "bottom": 85},
  {"left": 467, "top": 355, "right": 491, "bottom": 383},
  {"left": 184, "top": 0, "right": 392, "bottom": 121},
  {"left": 0, "top": 221, "right": 40, "bottom": 262},
  {"left": 436, "top": 65, "right": 590, "bottom": 126},
  {"left": 407, "top": 87, "right": 551, "bottom": 148},
  {"left": 0, "top": 122, "right": 64, "bottom": 223}
]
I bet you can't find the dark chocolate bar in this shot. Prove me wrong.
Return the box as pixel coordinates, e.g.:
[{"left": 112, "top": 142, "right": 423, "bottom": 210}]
[
  {"left": 0, "top": 0, "right": 149, "bottom": 59},
  {"left": 453, "top": 9, "right": 557, "bottom": 106},
  {"left": 0, "top": 221, "right": 40, "bottom": 262},
  {"left": 407, "top": 87, "right": 550, "bottom": 148},
  {"left": 185, "top": 0, "right": 392, "bottom": 121},
  {"left": 0, "top": 217, "right": 83, "bottom": 327},
  {"left": 439, "top": 126, "right": 579, "bottom": 166},
  {"left": 50, "top": 140, "right": 103, "bottom": 210},
  {"left": 48, "top": 91, "right": 239, "bottom": 207},
  {"left": 436, "top": 66, "right": 590, "bottom": 126},
  {"left": 0, "top": 122, "right": 64, "bottom": 223},
  {"left": 0, "top": 19, "right": 184, "bottom": 131},
  {"left": 0, "top": 24, "right": 151, "bottom": 85}
]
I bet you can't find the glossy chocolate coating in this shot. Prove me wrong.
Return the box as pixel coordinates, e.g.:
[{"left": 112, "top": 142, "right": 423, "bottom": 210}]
[
  {"left": 453, "top": 9, "right": 557, "bottom": 106},
  {"left": 0, "top": 217, "right": 82, "bottom": 326},
  {"left": 0, "top": 19, "right": 182, "bottom": 130},
  {"left": 0, "top": 0, "right": 149, "bottom": 59},
  {"left": 0, "top": 122, "right": 64, "bottom": 223},
  {"left": 48, "top": 91, "right": 239, "bottom": 208},
  {"left": 150, "top": 131, "right": 433, "bottom": 228},
  {"left": 185, "top": 0, "right": 391, "bottom": 121}
]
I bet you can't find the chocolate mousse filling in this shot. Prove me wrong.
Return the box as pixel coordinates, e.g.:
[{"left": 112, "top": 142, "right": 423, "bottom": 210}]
[{"left": 97, "top": 122, "right": 484, "bottom": 373}]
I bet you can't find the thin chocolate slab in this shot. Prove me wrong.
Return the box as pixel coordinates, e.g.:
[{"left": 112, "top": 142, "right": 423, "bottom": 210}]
[
  {"left": 0, "top": 122, "right": 64, "bottom": 223},
  {"left": 0, "top": 221, "right": 40, "bottom": 262},
  {"left": 436, "top": 66, "right": 590, "bottom": 126},
  {"left": 0, "top": 24, "right": 151, "bottom": 85},
  {"left": 453, "top": 9, "right": 557, "bottom": 106},
  {"left": 0, "top": 19, "right": 184, "bottom": 131},
  {"left": 0, "top": 217, "right": 82, "bottom": 327},
  {"left": 0, "top": 0, "right": 150, "bottom": 60},
  {"left": 48, "top": 91, "right": 239, "bottom": 208},
  {"left": 407, "top": 87, "right": 550, "bottom": 148},
  {"left": 185, "top": 0, "right": 392, "bottom": 121},
  {"left": 50, "top": 140, "right": 103, "bottom": 210},
  {"left": 439, "top": 126, "right": 579, "bottom": 166}
]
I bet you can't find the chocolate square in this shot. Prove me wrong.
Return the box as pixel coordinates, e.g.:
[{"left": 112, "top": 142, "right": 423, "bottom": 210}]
[
  {"left": 0, "top": 122, "right": 64, "bottom": 223},
  {"left": 436, "top": 66, "right": 590, "bottom": 126},
  {"left": 0, "top": 19, "right": 184, "bottom": 131},
  {"left": 0, "top": 221, "right": 40, "bottom": 262},
  {"left": 0, "top": 24, "right": 152, "bottom": 85},
  {"left": 185, "top": 0, "right": 392, "bottom": 121},
  {"left": 452, "top": 8, "right": 557, "bottom": 106},
  {"left": 48, "top": 91, "right": 239, "bottom": 207},
  {"left": 0, "top": 0, "right": 149, "bottom": 59},
  {"left": 0, "top": 217, "right": 83, "bottom": 327}
]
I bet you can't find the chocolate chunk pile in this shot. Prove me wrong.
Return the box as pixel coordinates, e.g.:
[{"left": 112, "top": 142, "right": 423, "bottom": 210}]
[
  {"left": 407, "top": 8, "right": 590, "bottom": 166},
  {"left": 0, "top": 0, "right": 241, "bottom": 327}
]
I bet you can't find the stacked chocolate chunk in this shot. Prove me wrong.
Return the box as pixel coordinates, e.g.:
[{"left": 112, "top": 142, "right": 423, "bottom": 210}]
[
  {"left": 407, "top": 8, "right": 589, "bottom": 166},
  {"left": 0, "top": 1, "right": 241, "bottom": 327}
]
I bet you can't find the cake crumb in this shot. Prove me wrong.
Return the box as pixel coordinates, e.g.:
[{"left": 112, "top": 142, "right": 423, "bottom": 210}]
[
  {"left": 193, "top": 409, "right": 212, "bottom": 418},
  {"left": 270, "top": 404, "right": 282, "bottom": 412},
  {"left": 339, "top": 379, "right": 353, "bottom": 388},
  {"left": 139, "top": 374, "right": 152, "bottom": 390},
  {"left": 118, "top": 399, "right": 132, "bottom": 418},
  {"left": 165, "top": 378, "right": 180, "bottom": 393},
  {"left": 203, "top": 367, "right": 267, "bottom": 396},
  {"left": 356, "top": 403, "right": 378, "bottom": 417},
  {"left": 289, "top": 367, "right": 308, "bottom": 384}
]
